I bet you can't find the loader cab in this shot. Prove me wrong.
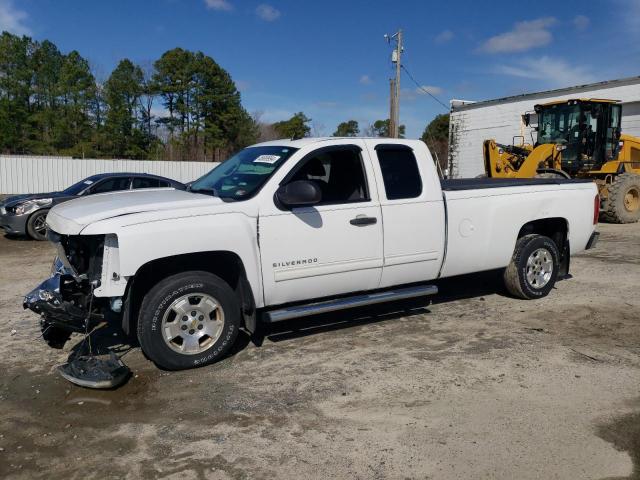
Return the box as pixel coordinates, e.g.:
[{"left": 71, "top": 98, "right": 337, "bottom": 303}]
[{"left": 532, "top": 99, "right": 622, "bottom": 175}]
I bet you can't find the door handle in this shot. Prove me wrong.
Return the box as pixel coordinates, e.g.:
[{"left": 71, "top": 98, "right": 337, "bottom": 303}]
[{"left": 350, "top": 215, "right": 377, "bottom": 226}]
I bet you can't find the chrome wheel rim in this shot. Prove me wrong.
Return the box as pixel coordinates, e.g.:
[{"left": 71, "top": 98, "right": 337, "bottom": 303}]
[
  {"left": 161, "top": 293, "right": 225, "bottom": 355},
  {"left": 526, "top": 248, "right": 553, "bottom": 289},
  {"left": 33, "top": 214, "right": 47, "bottom": 235}
]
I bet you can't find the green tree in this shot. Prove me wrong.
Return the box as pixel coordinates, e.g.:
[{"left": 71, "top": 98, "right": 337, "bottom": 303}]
[
  {"left": 273, "top": 112, "right": 311, "bottom": 139},
  {"left": 0, "top": 32, "right": 32, "bottom": 153},
  {"left": 368, "top": 119, "right": 405, "bottom": 138},
  {"left": 56, "top": 51, "right": 97, "bottom": 155},
  {"left": 333, "top": 120, "right": 359, "bottom": 137},
  {"left": 153, "top": 48, "right": 256, "bottom": 160},
  {"left": 104, "top": 59, "right": 145, "bottom": 158},
  {"left": 421, "top": 113, "right": 449, "bottom": 168},
  {"left": 29, "top": 39, "right": 64, "bottom": 153}
]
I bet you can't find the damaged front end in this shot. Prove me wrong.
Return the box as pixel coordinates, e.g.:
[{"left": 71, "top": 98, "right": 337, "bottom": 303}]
[{"left": 23, "top": 231, "right": 107, "bottom": 349}]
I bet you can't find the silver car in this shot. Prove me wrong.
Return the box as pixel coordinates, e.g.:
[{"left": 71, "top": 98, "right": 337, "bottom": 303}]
[{"left": 0, "top": 173, "right": 185, "bottom": 240}]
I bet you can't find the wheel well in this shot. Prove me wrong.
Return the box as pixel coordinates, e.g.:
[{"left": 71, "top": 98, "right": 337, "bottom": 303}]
[
  {"left": 517, "top": 217, "right": 569, "bottom": 275},
  {"left": 122, "top": 251, "right": 256, "bottom": 337},
  {"left": 517, "top": 217, "right": 568, "bottom": 248}
]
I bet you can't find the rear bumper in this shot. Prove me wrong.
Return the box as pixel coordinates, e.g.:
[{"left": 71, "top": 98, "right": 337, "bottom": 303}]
[
  {"left": 586, "top": 231, "right": 599, "bottom": 250},
  {"left": 0, "top": 211, "right": 28, "bottom": 235}
]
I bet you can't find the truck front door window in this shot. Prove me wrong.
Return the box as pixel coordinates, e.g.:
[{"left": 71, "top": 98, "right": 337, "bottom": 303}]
[{"left": 286, "top": 149, "right": 369, "bottom": 205}]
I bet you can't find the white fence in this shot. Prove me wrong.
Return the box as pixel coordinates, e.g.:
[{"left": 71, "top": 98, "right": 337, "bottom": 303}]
[{"left": 0, "top": 155, "right": 219, "bottom": 194}]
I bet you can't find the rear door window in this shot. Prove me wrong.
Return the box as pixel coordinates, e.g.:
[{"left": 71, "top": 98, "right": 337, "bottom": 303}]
[
  {"left": 132, "top": 177, "right": 162, "bottom": 189},
  {"left": 375, "top": 146, "right": 422, "bottom": 200},
  {"left": 90, "top": 177, "right": 131, "bottom": 194}
]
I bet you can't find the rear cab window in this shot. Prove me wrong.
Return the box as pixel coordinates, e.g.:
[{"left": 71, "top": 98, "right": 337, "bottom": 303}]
[{"left": 374, "top": 144, "right": 422, "bottom": 200}]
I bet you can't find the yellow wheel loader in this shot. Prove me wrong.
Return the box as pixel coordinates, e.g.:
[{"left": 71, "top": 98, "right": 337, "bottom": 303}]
[{"left": 483, "top": 99, "right": 640, "bottom": 223}]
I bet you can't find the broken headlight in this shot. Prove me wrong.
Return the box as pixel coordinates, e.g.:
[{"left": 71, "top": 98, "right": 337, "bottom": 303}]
[{"left": 49, "top": 231, "right": 105, "bottom": 283}]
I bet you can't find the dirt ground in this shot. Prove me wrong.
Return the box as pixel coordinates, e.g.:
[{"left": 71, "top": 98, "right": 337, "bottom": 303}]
[{"left": 0, "top": 223, "right": 639, "bottom": 480}]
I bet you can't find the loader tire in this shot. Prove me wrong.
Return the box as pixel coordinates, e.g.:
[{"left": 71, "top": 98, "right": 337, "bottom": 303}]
[
  {"left": 504, "top": 234, "right": 559, "bottom": 300},
  {"left": 602, "top": 173, "right": 640, "bottom": 224}
]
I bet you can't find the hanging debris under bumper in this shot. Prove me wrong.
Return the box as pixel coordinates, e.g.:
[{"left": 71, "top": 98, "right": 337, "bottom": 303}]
[
  {"left": 23, "top": 269, "right": 104, "bottom": 349},
  {"left": 23, "top": 275, "right": 89, "bottom": 332}
]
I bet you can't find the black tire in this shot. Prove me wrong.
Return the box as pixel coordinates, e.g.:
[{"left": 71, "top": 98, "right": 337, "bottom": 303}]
[
  {"left": 26, "top": 208, "right": 49, "bottom": 241},
  {"left": 503, "top": 234, "right": 560, "bottom": 300},
  {"left": 137, "top": 271, "right": 240, "bottom": 370},
  {"left": 602, "top": 173, "right": 640, "bottom": 224}
]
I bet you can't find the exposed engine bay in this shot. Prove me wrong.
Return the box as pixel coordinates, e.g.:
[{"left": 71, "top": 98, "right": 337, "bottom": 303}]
[{"left": 23, "top": 231, "right": 108, "bottom": 348}]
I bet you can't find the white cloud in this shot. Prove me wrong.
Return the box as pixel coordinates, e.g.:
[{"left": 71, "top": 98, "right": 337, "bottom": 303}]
[
  {"left": 0, "top": 0, "right": 31, "bottom": 35},
  {"left": 495, "top": 56, "right": 596, "bottom": 88},
  {"left": 255, "top": 4, "right": 280, "bottom": 21},
  {"left": 416, "top": 85, "right": 443, "bottom": 95},
  {"left": 359, "top": 74, "right": 372, "bottom": 85},
  {"left": 204, "top": 0, "right": 232, "bottom": 11},
  {"left": 573, "top": 15, "right": 590, "bottom": 31},
  {"left": 434, "top": 30, "right": 454, "bottom": 44},
  {"left": 479, "top": 17, "right": 557, "bottom": 54}
]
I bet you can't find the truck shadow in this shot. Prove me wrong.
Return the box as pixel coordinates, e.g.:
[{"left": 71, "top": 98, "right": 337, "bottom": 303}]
[
  {"left": 78, "top": 270, "right": 512, "bottom": 369},
  {"left": 255, "top": 269, "right": 509, "bottom": 346}
]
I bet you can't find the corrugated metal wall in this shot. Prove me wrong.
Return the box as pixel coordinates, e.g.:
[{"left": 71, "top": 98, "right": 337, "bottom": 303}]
[
  {"left": 0, "top": 156, "right": 219, "bottom": 194},
  {"left": 449, "top": 78, "right": 640, "bottom": 178}
]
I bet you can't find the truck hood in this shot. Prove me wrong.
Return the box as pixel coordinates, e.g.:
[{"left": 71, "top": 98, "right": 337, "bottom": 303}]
[{"left": 46, "top": 188, "right": 221, "bottom": 235}]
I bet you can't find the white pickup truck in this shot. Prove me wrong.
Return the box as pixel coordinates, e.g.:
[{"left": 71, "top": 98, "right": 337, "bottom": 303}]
[{"left": 24, "top": 138, "right": 599, "bottom": 370}]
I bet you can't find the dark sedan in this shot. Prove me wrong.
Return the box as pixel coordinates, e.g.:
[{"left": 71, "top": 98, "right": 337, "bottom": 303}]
[{"left": 0, "top": 173, "right": 185, "bottom": 240}]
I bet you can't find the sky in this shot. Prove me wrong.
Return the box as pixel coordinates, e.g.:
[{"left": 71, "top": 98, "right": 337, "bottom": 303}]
[{"left": 2, "top": 0, "right": 639, "bottom": 138}]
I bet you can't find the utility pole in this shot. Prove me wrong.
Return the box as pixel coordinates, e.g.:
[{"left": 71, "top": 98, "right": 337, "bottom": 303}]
[
  {"left": 385, "top": 29, "right": 402, "bottom": 138},
  {"left": 389, "top": 78, "right": 396, "bottom": 137}
]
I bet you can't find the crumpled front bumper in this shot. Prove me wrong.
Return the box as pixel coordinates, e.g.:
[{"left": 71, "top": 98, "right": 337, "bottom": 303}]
[{"left": 23, "top": 273, "right": 89, "bottom": 333}]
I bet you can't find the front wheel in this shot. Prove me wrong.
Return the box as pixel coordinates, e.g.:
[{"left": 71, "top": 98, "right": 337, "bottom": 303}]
[
  {"left": 503, "top": 234, "right": 560, "bottom": 299},
  {"left": 137, "top": 271, "right": 240, "bottom": 370}
]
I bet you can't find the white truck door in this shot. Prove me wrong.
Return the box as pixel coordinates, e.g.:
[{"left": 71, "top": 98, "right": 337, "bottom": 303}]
[
  {"left": 366, "top": 141, "right": 446, "bottom": 288},
  {"left": 258, "top": 143, "right": 383, "bottom": 306}
]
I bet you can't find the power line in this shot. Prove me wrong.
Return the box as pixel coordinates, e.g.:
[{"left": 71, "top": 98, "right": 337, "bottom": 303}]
[{"left": 401, "top": 64, "right": 449, "bottom": 111}]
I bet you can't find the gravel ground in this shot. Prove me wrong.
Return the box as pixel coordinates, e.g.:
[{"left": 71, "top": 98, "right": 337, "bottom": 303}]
[{"left": 0, "top": 223, "right": 639, "bottom": 479}]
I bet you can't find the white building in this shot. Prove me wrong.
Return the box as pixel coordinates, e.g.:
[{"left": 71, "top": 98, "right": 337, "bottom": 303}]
[{"left": 448, "top": 76, "right": 640, "bottom": 178}]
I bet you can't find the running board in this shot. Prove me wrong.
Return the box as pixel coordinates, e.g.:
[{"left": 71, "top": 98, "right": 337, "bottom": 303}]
[{"left": 262, "top": 284, "right": 438, "bottom": 323}]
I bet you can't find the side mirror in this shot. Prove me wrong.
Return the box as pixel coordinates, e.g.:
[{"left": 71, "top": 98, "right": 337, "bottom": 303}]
[
  {"left": 276, "top": 180, "right": 322, "bottom": 208},
  {"left": 523, "top": 113, "right": 531, "bottom": 127}
]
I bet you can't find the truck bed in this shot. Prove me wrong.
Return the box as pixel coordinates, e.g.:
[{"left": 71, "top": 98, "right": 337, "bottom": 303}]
[{"left": 440, "top": 177, "right": 592, "bottom": 191}]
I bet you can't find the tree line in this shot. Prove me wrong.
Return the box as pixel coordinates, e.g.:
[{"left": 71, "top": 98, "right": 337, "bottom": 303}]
[
  {"left": 0, "top": 32, "right": 256, "bottom": 161},
  {"left": 0, "top": 31, "right": 449, "bottom": 162}
]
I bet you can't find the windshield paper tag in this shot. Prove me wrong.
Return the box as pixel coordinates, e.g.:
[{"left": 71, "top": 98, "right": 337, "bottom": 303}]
[{"left": 254, "top": 155, "right": 280, "bottom": 164}]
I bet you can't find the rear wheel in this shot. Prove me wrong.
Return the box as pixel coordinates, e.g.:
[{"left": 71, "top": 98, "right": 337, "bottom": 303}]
[
  {"left": 137, "top": 271, "right": 240, "bottom": 370},
  {"left": 602, "top": 173, "right": 640, "bottom": 223},
  {"left": 26, "top": 208, "right": 49, "bottom": 241},
  {"left": 504, "top": 234, "right": 560, "bottom": 299}
]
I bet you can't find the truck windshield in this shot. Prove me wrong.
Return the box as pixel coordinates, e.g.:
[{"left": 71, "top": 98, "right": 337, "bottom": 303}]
[{"left": 189, "top": 146, "right": 298, "bottom": 200}]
